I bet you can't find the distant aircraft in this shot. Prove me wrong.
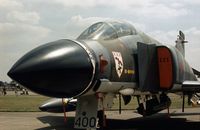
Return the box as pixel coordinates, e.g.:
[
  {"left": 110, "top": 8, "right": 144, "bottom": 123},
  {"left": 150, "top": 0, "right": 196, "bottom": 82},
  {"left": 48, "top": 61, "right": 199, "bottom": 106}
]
[{"left": 8, "top": 20, "right": 200, "bottom": 129}]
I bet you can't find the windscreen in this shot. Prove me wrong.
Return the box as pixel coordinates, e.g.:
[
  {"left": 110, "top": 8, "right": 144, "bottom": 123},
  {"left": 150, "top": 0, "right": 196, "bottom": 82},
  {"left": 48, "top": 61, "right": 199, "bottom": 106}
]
[{"left": 77, "top": 21, "right": 136, "bottom": 41}]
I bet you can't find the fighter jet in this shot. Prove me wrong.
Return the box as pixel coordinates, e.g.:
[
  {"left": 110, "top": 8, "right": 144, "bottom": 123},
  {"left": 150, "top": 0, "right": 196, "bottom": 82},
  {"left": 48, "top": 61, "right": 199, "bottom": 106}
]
[{"left": 8, "top": 20, "right": 200, "bottom": 129}]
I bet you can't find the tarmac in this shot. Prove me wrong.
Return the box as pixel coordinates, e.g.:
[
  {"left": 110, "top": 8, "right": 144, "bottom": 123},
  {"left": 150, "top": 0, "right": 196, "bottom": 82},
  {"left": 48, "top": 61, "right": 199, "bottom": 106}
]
[{"left": 0, "top": 108, "right": 200, "bottom": 130}]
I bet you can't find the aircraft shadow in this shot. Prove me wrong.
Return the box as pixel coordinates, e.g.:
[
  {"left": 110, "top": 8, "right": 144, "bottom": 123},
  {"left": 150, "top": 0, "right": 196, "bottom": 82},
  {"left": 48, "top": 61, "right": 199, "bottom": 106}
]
[
  {"left": 170, "top": 112, "right": 200, "bottom": 116},
  {"left": 106, "top": 114, "right": 200, "bottom": 130},
  {"left": 37, "top": 116, "right": 78, "bottom": 130},
  {"left": 37, "top": 113, "right": 200, "bottom": 130}
]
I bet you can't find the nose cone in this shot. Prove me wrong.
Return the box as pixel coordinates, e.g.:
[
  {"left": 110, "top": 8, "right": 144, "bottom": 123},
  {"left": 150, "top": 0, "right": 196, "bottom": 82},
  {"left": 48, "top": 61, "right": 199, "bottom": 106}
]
[{"left": 8, "top": 39, "right": 94, "bottom": 98}]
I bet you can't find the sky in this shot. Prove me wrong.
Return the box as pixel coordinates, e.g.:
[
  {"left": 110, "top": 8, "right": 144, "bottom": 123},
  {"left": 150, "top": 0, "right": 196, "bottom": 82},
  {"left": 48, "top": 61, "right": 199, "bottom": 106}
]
[{"left": 0, "top": 0, "right": 200, "bottom": 82}]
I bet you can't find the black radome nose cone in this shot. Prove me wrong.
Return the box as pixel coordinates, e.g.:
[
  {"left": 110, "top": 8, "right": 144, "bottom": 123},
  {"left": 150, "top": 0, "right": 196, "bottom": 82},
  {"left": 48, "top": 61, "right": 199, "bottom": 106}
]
[{"left": 8, "top": 39, "right": 94, "bottom": 98}]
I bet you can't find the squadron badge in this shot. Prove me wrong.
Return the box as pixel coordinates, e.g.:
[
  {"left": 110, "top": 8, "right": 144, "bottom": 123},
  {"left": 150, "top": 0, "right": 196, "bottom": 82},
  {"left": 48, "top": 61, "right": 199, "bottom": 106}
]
[{"left": 112, "top": 51, "right": 124, "bottom": 78}]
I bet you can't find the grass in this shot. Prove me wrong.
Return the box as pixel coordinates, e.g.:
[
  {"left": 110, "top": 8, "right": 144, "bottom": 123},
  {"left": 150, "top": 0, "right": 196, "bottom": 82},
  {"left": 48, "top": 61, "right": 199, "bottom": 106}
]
[
  {"left": 0, "top": 93, "right": 198, "bottom": 112},
  {"left": 0, "top": 95, "right": 50, "bottom": 112},
  {"left": 111, "top": 94, "right": 195, "bottom": 110}
]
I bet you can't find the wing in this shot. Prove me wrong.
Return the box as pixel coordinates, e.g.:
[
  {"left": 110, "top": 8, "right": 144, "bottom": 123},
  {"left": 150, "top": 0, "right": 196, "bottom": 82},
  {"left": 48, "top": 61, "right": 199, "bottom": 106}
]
[
  {"left": 182, "top": 81, "right": 200, "bottom": 92},
  {"left": 181, "top": 68, "right": 200, "bottom": 92},
  {"left": 192, "top": 68, "right": 200, "bottom": 78}
]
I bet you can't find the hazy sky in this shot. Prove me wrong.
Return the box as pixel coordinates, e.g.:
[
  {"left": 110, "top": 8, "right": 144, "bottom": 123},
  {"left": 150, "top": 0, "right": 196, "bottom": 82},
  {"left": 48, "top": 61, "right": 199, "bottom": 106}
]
[{"left": 1, "top": 0, "right": 200, "bottom": 82}]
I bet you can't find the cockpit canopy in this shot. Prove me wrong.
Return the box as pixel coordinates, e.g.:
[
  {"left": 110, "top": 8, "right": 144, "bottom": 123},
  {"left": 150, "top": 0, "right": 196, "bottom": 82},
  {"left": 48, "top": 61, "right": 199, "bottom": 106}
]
[{"left": 77, "top": 21, "right": 137, "bottom": 41}]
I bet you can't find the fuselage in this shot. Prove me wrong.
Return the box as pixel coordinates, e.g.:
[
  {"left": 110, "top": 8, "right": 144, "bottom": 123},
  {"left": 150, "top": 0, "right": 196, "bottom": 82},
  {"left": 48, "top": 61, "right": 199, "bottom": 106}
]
[{"left": 8, "top": 20, "right": 197, "bottom": 98}]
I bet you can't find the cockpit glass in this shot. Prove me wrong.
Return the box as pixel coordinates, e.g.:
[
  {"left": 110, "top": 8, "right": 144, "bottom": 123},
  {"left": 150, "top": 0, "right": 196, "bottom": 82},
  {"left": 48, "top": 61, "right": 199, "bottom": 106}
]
[
  {"left": 77, "top": 22, "right": 104, "bottom": 40},
  {"left": 111, "top": 22, "right": 133, "bottom": 37},
  {"left": 77, "top": 21, "right": 136, "bottom": 41}
]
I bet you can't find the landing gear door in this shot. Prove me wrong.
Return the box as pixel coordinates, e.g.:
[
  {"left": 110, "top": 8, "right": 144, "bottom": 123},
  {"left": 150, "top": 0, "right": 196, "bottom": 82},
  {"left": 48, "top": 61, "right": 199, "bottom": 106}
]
[{"left": 74, "top": 95, "right": 98, "bottom": 129}]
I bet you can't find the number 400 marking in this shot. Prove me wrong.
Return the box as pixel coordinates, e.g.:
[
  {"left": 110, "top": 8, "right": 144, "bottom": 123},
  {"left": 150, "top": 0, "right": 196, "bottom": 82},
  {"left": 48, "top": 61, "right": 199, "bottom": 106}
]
[{"left": 75, "top": 117, "right": 96, "bottom": 128}]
